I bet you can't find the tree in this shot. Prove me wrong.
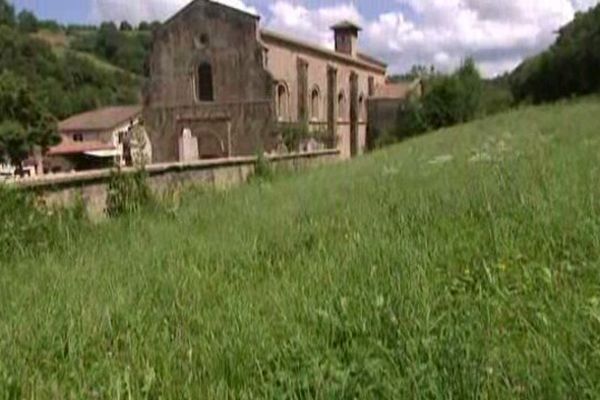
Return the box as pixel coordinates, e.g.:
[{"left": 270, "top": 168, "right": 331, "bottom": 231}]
[
  {"left": 0, "top": 121, "right": 28, "bottom": 172},
  {"left": 510, "top": 3, "right": 600, "bottom": 103},
  {"left": 149, "top": 21, "right": 162, "bottom": 32},
  {"left": 119, "top": 20, "right": 132, "bottom": 31},
  {"left": 138, "top": 21, "right": 150, "bottom": 31},
  {"left": 0, "top": 0, "right": 14, "bottom": 27},
  {"left": 0, "top": 71, "right": 59, "bottom": 173},
  {"left": 17, "top": 10, "right": 38, "bottom": 33},
  {"left": 97, "top": 21, "right": 120, "bottom": 59}
]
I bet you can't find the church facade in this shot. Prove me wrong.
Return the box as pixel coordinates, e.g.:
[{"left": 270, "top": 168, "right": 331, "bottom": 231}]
[{"left": 144, "top": 0, "right": 388, "bottom": 163}]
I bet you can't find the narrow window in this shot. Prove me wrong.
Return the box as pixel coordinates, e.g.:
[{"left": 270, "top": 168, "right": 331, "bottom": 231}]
[
  {"left": 73, "top": 133, "right": 84, "bottom": 142},
  {"left": 196, "top": 63, "right": 214, "bottom": 102},
  {"left": 277, "top": 83, "right": 288, "bottom": 121},
  {"left": 338, "top": 91, "right": 346, "bottom": 121},
  {"left": 310, "top": 87, "right": 320, "bottom": 120},
  {"left": 358, "top": 94, "right": 365, "bottom": 120}
]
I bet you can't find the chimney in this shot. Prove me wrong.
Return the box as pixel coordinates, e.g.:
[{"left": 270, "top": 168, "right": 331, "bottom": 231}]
[{"left": 331, "top": 20, "right": 361, "bottom": 57}]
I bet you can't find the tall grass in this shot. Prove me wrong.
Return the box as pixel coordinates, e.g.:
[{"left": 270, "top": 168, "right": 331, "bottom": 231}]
[{"left": 1, "top": 98, "right": 600, "bottom": 398}]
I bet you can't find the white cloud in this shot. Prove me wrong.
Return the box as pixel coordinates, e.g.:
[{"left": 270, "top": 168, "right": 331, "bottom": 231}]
[
  {"left": 266, "top": 0, "right": 599, "bottom": 77},
  {"left": 265, "top": 1, "right": 361, "bottom": 49},
  {"left": 91, "top": 0, "right": 257, "bottom": 25},
  {"left": 91, "top": 0, "right": 600, "bottom": 77}
]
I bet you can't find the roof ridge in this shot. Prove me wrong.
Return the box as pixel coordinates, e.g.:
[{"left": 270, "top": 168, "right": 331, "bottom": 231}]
[{"left": 260, "top": 29, "right": 387, "bottom": 71}]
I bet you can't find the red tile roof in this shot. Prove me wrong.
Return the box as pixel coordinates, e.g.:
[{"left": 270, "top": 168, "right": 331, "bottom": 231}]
[
  {"left": 59, "top": 105, "right": 141, "bottom": 133},
  {"left": 372, "top": 81, "right": 421, "bottom": 100},
  {"left": 47, "top": 141, "right": 116, "bottom": 156}
]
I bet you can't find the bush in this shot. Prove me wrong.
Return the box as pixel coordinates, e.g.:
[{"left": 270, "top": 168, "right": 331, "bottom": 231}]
[
  {"left": 0, "top": 186, "right": 85, "bottom": 262},
  {"left": 390, "top": 59, "right": 484, "bottom": 141},
  {"left": 278, "top": 122, "right": 332, "bottom": 152},
  {"left": 422, "top": 59, "right": 483, "bottom": 129},
  {"left": 106, "top": 169, "right": 154, "bottom": 217},
  {"left": 252, "top": 152, "right": 274, "bottom": 182},
  {"left": 17, "top": 10, "right": 37, "bottom": 33},
  {"left": 479, "top": 82, "right": 514, "bottom": 116}
]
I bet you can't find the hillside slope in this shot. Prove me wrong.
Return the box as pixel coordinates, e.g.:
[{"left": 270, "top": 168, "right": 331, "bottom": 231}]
[
  {"left": 32, "top": 29, "right": 135, "bottom": 75},
  {"left": 0, "top": 25, "right": 141, "bottom": 120},
  {"left": 2, "top": 98, "right": 600, "bottom": 397}
]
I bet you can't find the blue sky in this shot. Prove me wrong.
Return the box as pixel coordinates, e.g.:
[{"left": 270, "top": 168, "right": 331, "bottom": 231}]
[
  {"left": 13, "top": 0, "right": 89, "bottom": 24},
  {"left": 11, "top": 0, "right": 408, "bottom": 24},
  {"left": 10, "top": 0, "right": 600, "bottom": 76}
]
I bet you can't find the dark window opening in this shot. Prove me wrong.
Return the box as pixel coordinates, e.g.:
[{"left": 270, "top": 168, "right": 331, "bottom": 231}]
[
  {"left": 196, "top": 63, "right": 214, "bottom": 102},
  {"left": 73, "top": 133, "right": 84, "bottom": 142},
  {"left": 338, "top": 92, "right": 346, "bottom": 120}
]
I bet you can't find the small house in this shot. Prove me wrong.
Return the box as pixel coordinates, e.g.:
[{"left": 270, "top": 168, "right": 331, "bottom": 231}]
[{"left": 46, "top": 105, "right": 152, "bottom": 173}]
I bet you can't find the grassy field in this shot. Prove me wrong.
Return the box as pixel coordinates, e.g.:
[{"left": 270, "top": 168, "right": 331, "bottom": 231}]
[{"left": 2, "top": 98, "right": 600, "bottom": 398}]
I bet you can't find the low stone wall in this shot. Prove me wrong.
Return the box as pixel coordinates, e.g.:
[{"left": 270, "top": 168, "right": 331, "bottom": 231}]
[{"left": 13, "top": 150, "right": 340, "bottom": 219}]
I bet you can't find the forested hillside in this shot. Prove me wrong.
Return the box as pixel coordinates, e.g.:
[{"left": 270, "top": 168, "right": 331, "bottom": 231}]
[
  {"left": 0, "top": 0, "right": 148, "bottom": 120},
  {"left": 510, "top": 3, "right": 600, "bottom": 103},
  {"left": 0, "top": 0, "right": 152, "bottom": 170}
]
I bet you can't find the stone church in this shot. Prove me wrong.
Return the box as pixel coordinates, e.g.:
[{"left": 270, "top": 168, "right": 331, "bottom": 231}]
[{"left": 144, "top": 0, "right": 389, "bottom": 163}]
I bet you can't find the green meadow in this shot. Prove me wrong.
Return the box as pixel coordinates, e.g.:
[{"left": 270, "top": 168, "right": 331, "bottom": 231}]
[{"left": 2, "top": 98, "right": 600, "bottom": 398}]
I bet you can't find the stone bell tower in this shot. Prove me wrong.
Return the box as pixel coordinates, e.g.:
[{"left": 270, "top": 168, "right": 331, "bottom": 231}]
[{"left": 331, "top": 20, "right": 361, "bottom": 58}]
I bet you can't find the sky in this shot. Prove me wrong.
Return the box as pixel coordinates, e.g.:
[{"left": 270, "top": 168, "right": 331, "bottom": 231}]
[{"left": 12, "top": 0, "right": 600, "bottom": 77}]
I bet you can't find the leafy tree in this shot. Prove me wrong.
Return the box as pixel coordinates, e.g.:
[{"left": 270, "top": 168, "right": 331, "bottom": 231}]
[
  {"left": 17, "top": 10, "right": 38, "bottom": 33},
  {"left": 0, "top": 71, "right": 59, "bottom": 172},
  {"left": 97, "top": 22, "right": 120, "bottom": 60},
  {"left": 385, "top": 58, "right": 485, "bottom": 143},
  {"left": 120, "top": 21, "right": 132, "bottom": 31},
  {"left": 71, "top": 21, "right": 152, "bottom": 75},
  {"left": 0, "top": 121, "right": 28, "bottom": 170},
  {"left": 149, "top": 21, "right": 162, "bottom": 32},
  {"left": 138, "top": 21, "right": 150, "bottom": 31},
  {"left": 511, "top": 3, "right": 600, "bottom": 103},
  {"left": 389, "top": 64, "right": 437, "bottom": 82},
  {"left": 0, "top": 0, "right": 14, "bottom": 27},
  {"left": 37, "top": 19, "right": 61, "bottom": 32},
  {"left": 421, "top": 58, "right": 483, "bottom": 129},
  {"left": 0, "top": 23, "right": 140, "bottom": 120}
]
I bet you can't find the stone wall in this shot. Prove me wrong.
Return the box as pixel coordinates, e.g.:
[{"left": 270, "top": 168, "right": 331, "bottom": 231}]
[
  {"left": 263, "top": 32, "right": 385, "bottom": 158},
  {"left": 14, "top": 150, "right": 340, "bottom": 219},
  {"left": 144, "top": 0, "right": 275, "bottom": 163},
  {"left": 367, "top": 98, "right": 404, "bottom": 149}
]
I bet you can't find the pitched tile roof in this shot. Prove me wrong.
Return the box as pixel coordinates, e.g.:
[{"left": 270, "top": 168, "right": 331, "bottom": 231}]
[
  {"left": 372, "top": 81, "right": 422, "bottom": 100},
  {"left": 59, "top": 105, "right": 141, "bottom": 133}
]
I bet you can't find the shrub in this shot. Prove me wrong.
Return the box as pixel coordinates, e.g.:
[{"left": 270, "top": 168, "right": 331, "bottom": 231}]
[
  {"left": 278, "top": 122, "right": 332, "bottom": 152},
  {"left": 479, "top": 82, "right": 514, "bottom": 116},
  {"left": 106, "top": 169, "right": 154, "bottom": 217},
  {"left": 391, "top": 58, "right": 484, "bottom": 141},
  {"left": 0, "top": 186, "right": 85, "bottom": 262},
  {"left": 394, "top": 98, "right": 429, "bottom": 139},
  {"left": 279, "top": 122, "right": 309, "bottom": 152},
  {"left": 252, "top": 152, "right": 274, "bottom": 182},
  {"left": 373, "top": 129, "right": 400, "bottom": 149}
]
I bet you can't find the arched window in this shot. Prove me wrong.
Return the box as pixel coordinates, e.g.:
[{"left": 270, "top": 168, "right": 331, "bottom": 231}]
[
  {"left": 310, "top": 87, "right": 320, "bottom": 120},
  {"left": 338, "top": 91, "right": 346, "bottom": 121},
  {"left": 276, "top": 83, "right": 289, "bottom": 121},
  {"left": 196, "top": 63, "right": 214, "bottom": 102}
]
